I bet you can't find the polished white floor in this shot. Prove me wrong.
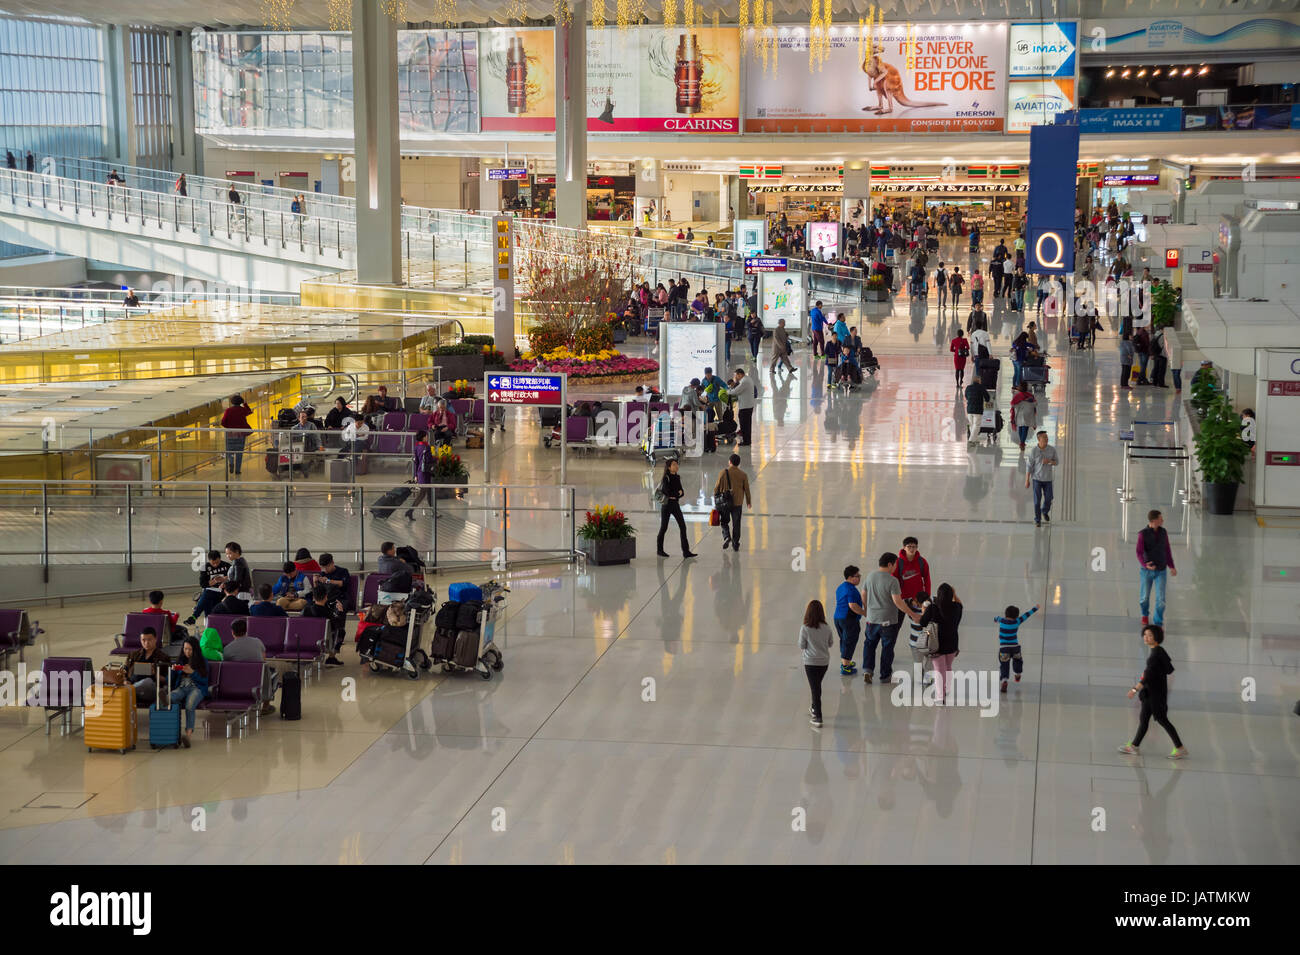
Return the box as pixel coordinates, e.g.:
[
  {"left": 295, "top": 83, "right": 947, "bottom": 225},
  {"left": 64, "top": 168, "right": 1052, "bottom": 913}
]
[{"left": 1, "top": 273, "right": 1297, "bottom": 865}]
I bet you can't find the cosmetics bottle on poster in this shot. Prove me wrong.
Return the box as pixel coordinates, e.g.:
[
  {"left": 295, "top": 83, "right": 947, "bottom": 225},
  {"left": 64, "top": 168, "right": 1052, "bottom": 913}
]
[
  {"left": 674, "top": 34, "right": 702, "bottom": 115},
  {"left": 507, "top": 36, "right": 528, "bottom": 114}
]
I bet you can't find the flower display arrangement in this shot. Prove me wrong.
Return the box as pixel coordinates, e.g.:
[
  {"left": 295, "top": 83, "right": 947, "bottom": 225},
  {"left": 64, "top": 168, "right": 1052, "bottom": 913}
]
[
  {"left": 429, "top": 444, "right": 469, "bottom": 482},
  {"left": 578, "top": 505, "right": 635, "bottom": 540},
  {"left": 576, "top": 505, "right": 637, "bottom": 565},
  {"left": 445, "top": 379, "right": 476, "bottom": 399},
  {"left": 508, "top": 351, "right": 659, "bottom": 380}
]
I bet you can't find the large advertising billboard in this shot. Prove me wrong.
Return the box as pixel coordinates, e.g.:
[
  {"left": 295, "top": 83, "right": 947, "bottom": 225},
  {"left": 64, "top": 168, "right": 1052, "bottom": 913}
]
[
  {"left": 1007, "top": 78, "right": 1076, "bottom": 133},
  {"left": 1006, "top": 21, "right": 1077, "bottom": 134},
  {"left": 745, "top": 23, "right": 1008, "bottom": 132},
  {"left": 480, "top": 26, "right": 739, "bottom": 133},
  {"left": 1086, "top": 15, "right": 1300, "bottom": 54},
  {"left": 762, "top": 273, "right": 806, "bottom": 335}
]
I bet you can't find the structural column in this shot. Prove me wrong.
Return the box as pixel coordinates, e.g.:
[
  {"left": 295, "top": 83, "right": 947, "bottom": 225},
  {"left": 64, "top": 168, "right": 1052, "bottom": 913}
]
[
  {"left": 351, "top": 0, "right": 402, "bottom": 286},
  {"left": 479, "top": 158, "right": 503, "bottom": 213},
  {"left": 841, "top": 163, "right": 871, "bottom": 229},
  {"left": 105, "top": 25, "right": 135, "bottom": 166},
  {"left": 171, "top": 30, "right": 201, "bottom": 175},
  {"left": 554, "top": 2, "right": 587, "bottom": 230}
]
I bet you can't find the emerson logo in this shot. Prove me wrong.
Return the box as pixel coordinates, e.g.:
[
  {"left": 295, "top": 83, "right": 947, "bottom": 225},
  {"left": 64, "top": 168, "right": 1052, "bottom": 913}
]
[{"left": 50, "top": 886, "right": 151, "bottom": 935}]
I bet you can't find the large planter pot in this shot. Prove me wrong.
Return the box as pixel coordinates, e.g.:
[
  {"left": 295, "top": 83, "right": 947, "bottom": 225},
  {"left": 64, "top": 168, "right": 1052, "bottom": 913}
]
[
  {"left": 434, "top": 353, "right": 486, "bottom": 385},
  {"left": 1202, "top": 482, "right": 1239, "bottom": 515},
  {"left": 865, "top": 289, "right": 889, "bottom": 302},
  {"left": 578, "top": 537, "right": 637, "bottom": 565},
  {"left": 434, "top": 477, "right": 468, "bottom": 500}
]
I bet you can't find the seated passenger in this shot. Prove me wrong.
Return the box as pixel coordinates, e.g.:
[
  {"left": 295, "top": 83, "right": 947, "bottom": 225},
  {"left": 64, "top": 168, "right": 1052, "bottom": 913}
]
[
  {"left": 273, "top": 561, "right": 310, "bottom": 612},
  {"left": 324, "top": 397, "right": 353, "bottom": 430},
  {"left": 301, "top": 584, "right": 346, "bottom": 668},
  {"left": 418, "top": 383, "right": 440, "bottom": 413},
  {"left": 316, "top": 553, "right": 351, "bottom": 606},
  {"left": 199, "top": 626, "right": 224, "bottom": 662},
  {"left": 291, "top": 409, "right": 320, "bottom": 456},
  {"left": 124, "top": 626, "right": 169, "bottom": 706},
  {"left": 374, "top": 385, "right": 398, "bottom": 412},
  {"left": 213, "top": 580, "right": 249, "bottom": 617},
  {"left": 377, "top": 540, "right": 414, "bottom": 576},
  {"left": 223, "top": 617, "right": 277, "bottom": 716},
  {"left": 248, "top": 583, "right": 288, "bottom": 617},
  {"left": 224, "top": 541, "right": 252, "bottom": 600},
  {"left": 184, "top": 550, "right": 230, "bottom": 626},
  {"left": 293, "top": 547, "right": 322, "bottom": 574},
  {"left": 142, "top": 589, "right": 179, "bottom": 638},
  {"left": 427, "top": 399, "right": 457, "bottom": 447},
  {"left": 169, "top": 636, "right": 210, "bottom": 747}
]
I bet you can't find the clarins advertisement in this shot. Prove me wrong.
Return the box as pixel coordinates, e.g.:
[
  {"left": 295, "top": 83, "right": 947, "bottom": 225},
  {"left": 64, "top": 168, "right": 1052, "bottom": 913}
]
[
  {"left": 745, "top": 23, "right": 1008, "bottom": 132},
  {"left": 480, "top": 26, "right": 739, "bottom": 133}
]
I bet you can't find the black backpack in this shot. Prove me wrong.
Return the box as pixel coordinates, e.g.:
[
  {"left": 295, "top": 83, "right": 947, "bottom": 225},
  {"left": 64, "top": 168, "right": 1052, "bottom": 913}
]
[
  {"left": 276, "top": 408, "right": 297, "bottom": 427},
  {"left": 384, "top": 571, "right": 413, "bottom": 594},
  {"left": 454, "top": 599, "right": 482, "bottom": 632},
  {"left": 434, "top": 600, "right": 462, "bottom": 630},
  {"left": 395, "top": 545, "right": 424, "bottom": 571}
]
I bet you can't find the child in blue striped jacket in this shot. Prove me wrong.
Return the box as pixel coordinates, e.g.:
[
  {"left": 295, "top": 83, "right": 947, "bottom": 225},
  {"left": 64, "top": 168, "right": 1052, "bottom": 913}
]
[{"left": 995, "top": 604, "right": 1039, "bottom": 693}]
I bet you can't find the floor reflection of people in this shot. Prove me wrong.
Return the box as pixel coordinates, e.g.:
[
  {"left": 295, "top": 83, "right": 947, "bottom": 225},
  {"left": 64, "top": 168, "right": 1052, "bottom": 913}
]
[
  {"left": 918, "top": 702, "right": 960, "bottom": 819},
  {"left": 658, "top": 560, "right": 688, "bottom": 656},
  {"left": 770, "top": 369, "right": 793, "bottom": 427},
  {"left": 908, "top": 298, "right": 927, "bottom": 341},
  {"left": 710, "top": 557, "right": 743, "bottom": 645},
  {"left": 800, "top": 734, "right": 832, "bottom": 846},
  {"left": 1131, "top": 765, "right": 1182, "bottom": 864},
  {"left": 995, "top": 697, "right": 1025, "bottom": 767}
]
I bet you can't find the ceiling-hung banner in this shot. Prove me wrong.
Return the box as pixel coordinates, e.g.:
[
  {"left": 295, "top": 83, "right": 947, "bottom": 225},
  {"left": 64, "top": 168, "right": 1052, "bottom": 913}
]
[
  {"left": 480, "top": 26, "right": 739, "bottom": 133},
  {"left": 745, "top": 22, "right": 1008, "bottom": 133},
  {"left": 1085, "top": 15, "right": 1300, "bottom": 54}
]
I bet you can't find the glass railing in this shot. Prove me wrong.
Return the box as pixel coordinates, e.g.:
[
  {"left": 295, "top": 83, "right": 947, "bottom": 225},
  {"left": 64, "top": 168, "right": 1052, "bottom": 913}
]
[{"left": 0, "top": 479, "right": 578, "bottom": 593}]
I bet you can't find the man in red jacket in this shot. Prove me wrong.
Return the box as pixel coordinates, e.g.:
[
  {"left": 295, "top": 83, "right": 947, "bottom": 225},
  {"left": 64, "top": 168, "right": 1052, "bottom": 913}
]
[{"left": 892, "top": 537, "right": 932, "bottom": 602}]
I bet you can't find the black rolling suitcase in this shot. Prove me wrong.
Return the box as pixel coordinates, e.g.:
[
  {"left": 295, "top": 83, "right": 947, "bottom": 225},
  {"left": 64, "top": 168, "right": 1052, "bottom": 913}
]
[
  {"left": 977, "top": 357, "right": 1000, "bottom": 389},
  {"left": 370, "top": 484, "right": 412, "bottom": 520},
  {"left": 280, "top": 670, "right": 301, "bottom": 720}
]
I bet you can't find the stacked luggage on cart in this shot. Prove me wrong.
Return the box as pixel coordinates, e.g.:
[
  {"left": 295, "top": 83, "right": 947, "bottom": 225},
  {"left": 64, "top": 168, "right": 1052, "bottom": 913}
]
[
  {"left": 429, "top": 581, "right": 508, "bottom": 680},
  {"left": 358, "top": 586, "right": 436, "bottom": 679},
  {"left": 1022, "top": 354, "right": 1050, "bottom": 390}
]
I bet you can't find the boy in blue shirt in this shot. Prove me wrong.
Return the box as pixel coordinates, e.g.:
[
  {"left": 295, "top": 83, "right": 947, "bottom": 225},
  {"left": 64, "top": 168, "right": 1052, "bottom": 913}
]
[
  {"left": 834, "top": 565, "right": 865, "bottom": 676},
  {"left": 995, "top": 603, "right": 1039, "bottom": 692},
  {"left": 273, "top": 560, "right": 311, "bottom": 611}
]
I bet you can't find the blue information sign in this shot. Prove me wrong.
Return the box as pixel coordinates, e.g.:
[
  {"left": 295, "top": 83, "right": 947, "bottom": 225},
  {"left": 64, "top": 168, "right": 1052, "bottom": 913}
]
[
  {"left": 486, "top": 373, "right": 563, "bottom": 405},
  {"left": 744, "top": 256, "right": 788, "bottom": 274},
  {"left": 1026, "top": 123, "right": 1079, "bottom": 276}
]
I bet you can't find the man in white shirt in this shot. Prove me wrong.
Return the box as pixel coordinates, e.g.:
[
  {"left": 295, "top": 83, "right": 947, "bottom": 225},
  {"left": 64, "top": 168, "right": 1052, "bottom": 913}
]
[
  {"left": 730, "top": 368, "right": 758, "bottom": 446},
  {"left": 970, "top": 325, "right": 992, "bottom": 360},
  {"left": 418, "top": 383, "right": 440, "bottom": 412}
]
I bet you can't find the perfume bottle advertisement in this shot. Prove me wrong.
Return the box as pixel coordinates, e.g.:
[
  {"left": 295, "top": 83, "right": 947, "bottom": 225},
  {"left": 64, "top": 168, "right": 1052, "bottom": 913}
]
[
  {"left": 480, "top": 27, "right": 556, "bottom": 131},
  {"left": 638, "top": 26, "right": 740, "bottom": 132}
]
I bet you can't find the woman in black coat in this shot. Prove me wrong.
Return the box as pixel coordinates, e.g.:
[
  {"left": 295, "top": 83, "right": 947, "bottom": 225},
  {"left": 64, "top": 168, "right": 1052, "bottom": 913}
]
[
  {"left": 655, "top": 459, "right": 696, "bottom": 559},
  {"left": 920, "top": 582, "right": 963, "bottom": 703}
]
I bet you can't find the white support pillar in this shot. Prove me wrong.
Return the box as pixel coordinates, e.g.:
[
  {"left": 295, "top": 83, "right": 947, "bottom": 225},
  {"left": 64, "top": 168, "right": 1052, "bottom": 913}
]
[
  {"left": 479, "top": 158, "right": 503, "bottom": 213},
  {"left": 105, "top": 25, "right": 135, "bottom": 166},
  {"left": 842, "top": 163, "right": 871, "bottom": 230},
  {"left": 171, "top": 29, "right": 201, "bottom": 175},
  {"left": 554, "top": 3, "right": 587, "bottom": 230},
  {"left": 352, "top": 0, "right": 402, "bottom": 286}
]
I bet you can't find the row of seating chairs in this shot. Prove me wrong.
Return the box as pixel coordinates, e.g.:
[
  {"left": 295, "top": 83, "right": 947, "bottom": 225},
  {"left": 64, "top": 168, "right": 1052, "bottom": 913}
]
[
  {"left": 0, "top": 608, "right": 38, "bottom": 668},
  {"left": 28, "top": 656, "right": 267, "bottom": 739}
]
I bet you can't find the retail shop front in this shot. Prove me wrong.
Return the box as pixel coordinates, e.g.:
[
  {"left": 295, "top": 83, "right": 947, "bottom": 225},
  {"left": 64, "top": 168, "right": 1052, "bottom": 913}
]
[
  {"left": 527, "top": 174, "right": 636, "bottom": 220},
  {"left": 869, "top": 179, "right": 1027, "bottom": 236},
  {"left": 748, "top": 184, "right": 842, "bottom": 227}
]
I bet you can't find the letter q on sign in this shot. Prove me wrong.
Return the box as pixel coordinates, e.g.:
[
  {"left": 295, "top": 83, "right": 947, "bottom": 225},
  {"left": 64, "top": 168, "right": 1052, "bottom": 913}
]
[{"left": 1034, "top": 231, "right": 1065, "bottom": 270}]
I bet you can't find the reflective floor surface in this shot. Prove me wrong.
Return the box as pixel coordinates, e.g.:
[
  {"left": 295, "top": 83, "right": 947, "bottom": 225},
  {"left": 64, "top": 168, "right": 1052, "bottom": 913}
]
[{"left": 1, "top": 276, "right": 1297, "bottom": 865}]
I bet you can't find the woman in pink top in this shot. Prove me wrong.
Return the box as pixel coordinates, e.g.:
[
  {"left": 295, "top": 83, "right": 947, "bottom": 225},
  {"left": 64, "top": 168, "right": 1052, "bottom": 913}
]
[
  {"left": 427, "top": 399, "right": 457, "bottom": 447},
  {"left": 220, "top": 395, "right": 255, "bottom": 475}
]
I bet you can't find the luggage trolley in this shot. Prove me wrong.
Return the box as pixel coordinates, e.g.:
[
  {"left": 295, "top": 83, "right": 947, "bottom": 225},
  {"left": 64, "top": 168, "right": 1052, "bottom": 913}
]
[
  {"left": 643, "top": 411, "right": 683, "bottom": 464},
  {"left": 360, "top": 589, "right": 436, "bottom": 680},
  {"left": 436, "top": 580, "right": 508, "bottom": 680}
]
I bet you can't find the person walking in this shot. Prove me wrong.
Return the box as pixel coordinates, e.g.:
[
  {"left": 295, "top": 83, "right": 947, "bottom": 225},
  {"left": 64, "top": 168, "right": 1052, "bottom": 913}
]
[
  {"left": 800, "top": 599, "right": 835, "bottom": 727},
  {"left": 861, "top": 552, "right": 921, "bottom": 685},
  {"left": 1119, "top": 331, "right": 1135, "bottom": 391},
  {"left": 655, "top": 458, "right": 697, "bottom": 558},
  {"left": 1009, "top": 382, "right": 1038, "bottom": 451},
  {"left": 969, "top": 268, "right": 984, "bottom": 307},
  {"left": 949, "top": 328, "right": 970, "bottom": 387},
  {"left": 919, "top": 583, "right": 963, "bottom": 704},
  {"left": 745, "top": 311, "right": 764, "bottom": 361},
  {"left": 4, "top": 150, "right": 14, "bottom": 169},
  {"left": 1025, "top": 429, "right": 1059, "bottom": 527},
  {"left": 769, "top": 318, "right": 796, "bottom": 376},
  {"left": 1149, "top": 326, "right": 1169, "bottom": 388},
  {"left": 935, "top": 261, "right": 949, "bottom": 312},
  {"left": 25, "top": 150, "right": 35, "bottom": 172},
  {"left": 1118, "top": 625, "right": 1189, "bottom": 759},
  {"left": 220, "top": 394, "right": 255, "bottom": 475},
  {"left": 964, "top": 377, "right": 992, "bottom": 443},
  {"left": 730, "top": 367, "right": 757, "bottom": 446},
  {"left": 174, "top": 172, "right": 188, "bottom": 197},
  {"left": 405, "top": 430, "right": 435, "bottom": 520},
  {"left": 833, "top": 565, "right": 865, "bottom": 676},
  {"left": 948, "top": 267, "right": 964, "bottom": 312},
  {"left": 713, "top": 453, "right": 751, "bottom": 552},
  {"left": 1010, "top": 331, "right": 1032, "bottom": 388},
  {"left": 1133, "top": 326, "right": 1152, "bottom": 385},
  {"left": 1137, "top": 509, "right": 1177, "bottom": 627}
]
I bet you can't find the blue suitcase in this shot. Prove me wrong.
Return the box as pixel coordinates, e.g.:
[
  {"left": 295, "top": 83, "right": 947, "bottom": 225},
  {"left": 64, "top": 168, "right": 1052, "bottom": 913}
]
[
  {"left": 149, "top": 666, "right": 182, "bottom": 749},
  {"left": 448, "top": 582, "right": 483, "bottom": 603}
]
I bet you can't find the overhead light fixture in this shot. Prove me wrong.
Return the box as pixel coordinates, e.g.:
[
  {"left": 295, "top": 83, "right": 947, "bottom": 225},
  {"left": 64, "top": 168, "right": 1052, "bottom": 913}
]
[
  {"left": 1121, "top": 69, "right": 1131, "bottom": 78},
  {"left": 1137, "top": 69, "right": 1147, "bottom": 78},
  {"left": 1105, "top": 68, "right": 1115, "bottom": 77},
  {"left": 1153, "top": 69, "right": 1162, "bottom": 77},
  {"left": 1198, "top": 66, "right": 1209, "bottom": 75},
  {"left": 1183, "top": 67, "right": 1193, "bottom": 76}
]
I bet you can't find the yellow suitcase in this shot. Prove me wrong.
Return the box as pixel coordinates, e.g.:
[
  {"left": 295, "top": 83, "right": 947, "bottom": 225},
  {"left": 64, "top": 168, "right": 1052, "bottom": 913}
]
[{"left": 84, "top": 683, "right": 138, "bottom": 754}]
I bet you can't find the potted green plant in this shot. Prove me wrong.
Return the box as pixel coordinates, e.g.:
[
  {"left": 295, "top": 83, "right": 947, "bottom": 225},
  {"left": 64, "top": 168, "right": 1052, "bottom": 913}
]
[
  {"left": 576, "top": 505, "right": 636, "bottom": 565},
  {"left": 1188, "top": 364, "right": 1219, "bottom": 419},
  {"left": 431, "top": 335, "right": 499, "bottom": 383},
  {"left": 1193, "top": 392, "right": 1251, "bottom": 515},
  {"left": 1150, "top": 280, "right": 1177, "bottom": 330}
]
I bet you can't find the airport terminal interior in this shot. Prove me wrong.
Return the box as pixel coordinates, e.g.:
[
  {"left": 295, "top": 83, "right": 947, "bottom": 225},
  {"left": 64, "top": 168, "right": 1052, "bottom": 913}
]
[{"left": 0, "top": 0, "right": 1297, "bottom": 867}]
